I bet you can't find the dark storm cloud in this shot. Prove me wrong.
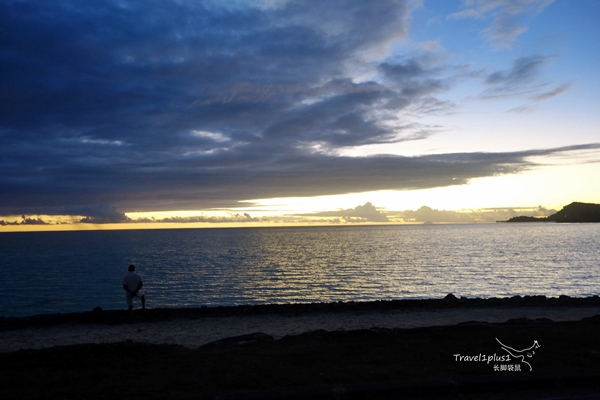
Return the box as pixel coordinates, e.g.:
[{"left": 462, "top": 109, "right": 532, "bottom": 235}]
[
  {"left": 4, "top": 142, "right": 599, "bottom": 217},
  {"left": 0, "top": 0, "right": 591, "bottom": 220}
]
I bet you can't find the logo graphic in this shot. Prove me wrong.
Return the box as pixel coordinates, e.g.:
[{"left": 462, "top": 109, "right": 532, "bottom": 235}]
[
  {"left": 453, "top": 338, "right": 541, "bottom": 372},
  {"left": 496, "top": 338, "right": 540, "bottom": 371}
]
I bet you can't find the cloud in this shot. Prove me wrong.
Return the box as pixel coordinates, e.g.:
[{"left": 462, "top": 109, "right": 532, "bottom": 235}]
[
  {"left": 485, "top": 55, "right": 549, "bottom": 85},
  {"left": 477, "top": 54, "right": 570, "bottom": 115},
  {"left": 398, "top": 204, "right": 556, "bottom": 223},
  {"left": 481, "top": 55, "right": 551, "bottom": 97},
  {"left": 137, "top": 213, "right": 264, "bottom": 224},
  {"left": 0, "top": 216, "right": 49, "bottom": 225},
  {"left": 2, "top": 134, "right": 600, "bottom": 218},
  {"left": 0, "top": 0, "right": 455, "bottom": 216},
  {"left": 504, "top": 82, "right": 570, "bottom": 113},
  {"left": 400, "top": 206, "right": 473, "bottom": 223},
  {"left": 448, "top": 0, "right": 555, "bottom": 48},
  {"left": 303, "top": 202, "right": 389, "bottom": 222},
  {"left": 505, "top": 104, "right": 536, "bottom": 114},
  {"left": 20, "top": 216, "right": 49, "bottom": 225},
  {"left": 530, "top": 83, "right": 572, "bottom": 101},
  {"left": 480, "top": 55, "right": 569, "bottom": 106},
  {"left": 0, "top": 0, "right": 589, "bottom": 221},
  {"left": 79, "top": 206, "right": 131, "bottom": 224}
]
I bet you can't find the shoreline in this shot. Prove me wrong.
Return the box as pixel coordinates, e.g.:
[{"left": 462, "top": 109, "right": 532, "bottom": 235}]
[
  {"left": 2, "top": 294, "right": 600, "bottom": 328},
  {"left": 3, "top": 295, "right": 600, "bottom": 398},
  {"left": 2, "top": 294, "right": 600, "bottom": 353},
  {"left": 0, "top": 293, "right": 600, "bottom": 324}
]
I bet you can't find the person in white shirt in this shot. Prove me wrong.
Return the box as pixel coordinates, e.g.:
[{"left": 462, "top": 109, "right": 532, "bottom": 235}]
[{"left": 122, "top": 264, "right": 146, "bottom": 314}]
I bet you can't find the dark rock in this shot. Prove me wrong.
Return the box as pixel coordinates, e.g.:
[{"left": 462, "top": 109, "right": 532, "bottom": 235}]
[
  {"left": 325, "top": 328, "right": 387, "bottom": 339},
  {"left": 201, "top": 332, "right": 274, "bottom": 348},
  {"left": 444, "top": 293, "right": 458, "bottom": 302},
  {"left": 281, "top": 329, "right": 328, "bottom": 342},
  {"left": 580, "top": 314, "right": 600, "bottom": 323},
  {"left": 503, "top": 317, "right": 553, "bottom": 325},
  {"left": 522, "top": 295, "right": 546, "bottom": 305}
]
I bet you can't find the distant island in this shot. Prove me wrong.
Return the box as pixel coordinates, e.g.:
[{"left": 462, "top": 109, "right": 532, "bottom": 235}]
[
  {"left": 503, "top": 216, "right": 548, "bottom": 223},
  {"left": 501, "top": 202, "right": 600, "bottom": 223}
]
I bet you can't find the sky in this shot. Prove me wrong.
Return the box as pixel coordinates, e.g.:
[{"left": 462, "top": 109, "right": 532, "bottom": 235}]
[{"left": 1, "top": 0, "right": 599, "bottom": 231}]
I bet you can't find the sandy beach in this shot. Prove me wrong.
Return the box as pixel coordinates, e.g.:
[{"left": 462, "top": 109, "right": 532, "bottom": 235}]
[
  {"left": 3, "top": 302, "right": 600, "bottom": 353},
  {"left": 3, "top": 298, "right": 600, "bottom": 399}
]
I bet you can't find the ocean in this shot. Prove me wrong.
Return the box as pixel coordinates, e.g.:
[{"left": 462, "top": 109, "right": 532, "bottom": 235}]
[{"left": 1, "top": 223, "right": 599, "bottom": 317}]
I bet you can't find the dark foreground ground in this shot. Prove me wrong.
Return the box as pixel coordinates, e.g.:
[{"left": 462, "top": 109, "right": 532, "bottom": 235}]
[{"left": 2, "top": 297, "right": 600, "bottom": 399}]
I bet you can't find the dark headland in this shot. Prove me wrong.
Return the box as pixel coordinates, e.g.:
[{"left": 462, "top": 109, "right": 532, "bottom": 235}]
[{"left": 501, "top": 201, "right": 600, "bottom": 222}]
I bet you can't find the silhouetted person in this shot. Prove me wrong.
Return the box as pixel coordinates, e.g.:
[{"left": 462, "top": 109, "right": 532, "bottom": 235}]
[{"left": 123, "top": 264, "right": 146, "bottom": 314}]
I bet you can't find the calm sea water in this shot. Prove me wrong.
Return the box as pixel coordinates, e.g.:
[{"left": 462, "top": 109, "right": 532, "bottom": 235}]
[{"left": 1, "top": 224, "right": 599, "bottom": 317}]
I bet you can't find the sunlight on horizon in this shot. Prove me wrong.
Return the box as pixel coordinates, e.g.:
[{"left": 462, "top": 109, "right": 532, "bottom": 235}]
[
  {"left": 239, "top": 162, "right": 600, "bottom": 214},
  {"left": 7, "top": 158, "right": 598, "bottom": 231},
  {"left": 2, "top": 160, "right": 598, "bottom": 232}
]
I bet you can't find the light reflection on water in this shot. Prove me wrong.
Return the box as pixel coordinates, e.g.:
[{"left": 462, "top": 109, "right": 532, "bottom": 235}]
[{"left": 1, "top": 223, "right": 599, "bottom": 317}]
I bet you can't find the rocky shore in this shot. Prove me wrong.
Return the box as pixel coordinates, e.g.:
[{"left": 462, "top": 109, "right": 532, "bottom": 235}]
[
  {"left": 2, "top": 295, "right": 600, "bottom": 399},
  {"left": 3, "top": 294, "right": 599, "bottom": 330}
]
